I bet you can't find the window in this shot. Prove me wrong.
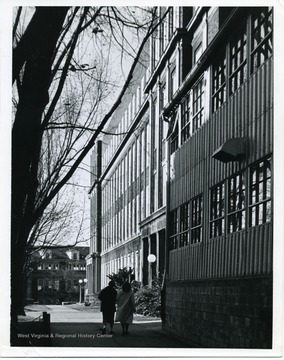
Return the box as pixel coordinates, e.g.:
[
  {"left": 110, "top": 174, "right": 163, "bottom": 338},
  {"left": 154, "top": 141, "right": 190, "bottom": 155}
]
[
  {"left": 54, "top": 280, "right": 60, "bottom": 290},
  {"left": 160, "top": 80, "right": 167, "bottom": 112},
  {"left": 168, "top": 7, "right": 174, "bottom": 39},
  {"left": 170, "top": 195, "right": 203, "bottom": 250},
  {"left": 160, "top": 18, "right": 167, "bottom": 54},
  {"left": 249, "top": 157, "right": 272, "bottom": 227},
  {"left": 180, "top": 203, "right": 190, "bottom": 247},
  {"left": 210, "top": 182, "right": 225, "bottom": 238},
  {"left": 194, "top": 43, "right": 202, "bottom": 63},
  {"left": 170, "top": 64, "right": 177, "bottom": 99},
  {"left": 229, "top": 26, "right": 247, "bottom": 94},
  {"left": 169, "top": 209, "right": 178, "bottom": 250},
  {"left": 192, "top": 78, "right": 204, "bottom": 133},
  {"left": 191, "top": 195, "right": 203, "bottom": 243},
  {"left": 66, "top": 280, "right": 72, "bottom": 291},
  {"left": 212, "top": 51, "right": 226, "bottom": 112},
  {"left": 228, "top": 172, "right": 246, "bottom": 233},
  {"left": 37, "top": 279, "right": 43, "bottom": 291},
  {"left": 170, "top": 112, "right": 179, "bottom": 155},
  {"left": 251, "top": 7, "right": 273, "bottom": 73},
  {"left": 181, "top": 92, "right": 191, "bottom": 144}
]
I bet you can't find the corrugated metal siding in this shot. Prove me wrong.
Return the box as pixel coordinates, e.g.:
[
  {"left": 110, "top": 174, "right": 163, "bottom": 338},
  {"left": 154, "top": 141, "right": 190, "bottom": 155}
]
[
  {"left": 169, "top": 58, "right": 273, "bottom": 280},
  {"left": 169, "top": 223, "right": 272, "bottom": 280}
]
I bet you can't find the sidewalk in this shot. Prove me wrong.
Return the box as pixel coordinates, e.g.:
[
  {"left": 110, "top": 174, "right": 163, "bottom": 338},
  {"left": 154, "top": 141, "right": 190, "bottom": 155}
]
[
  {"left": 50, "top": 321, "right": 188, "bottom": 348},
  {"left": 16, "top": 304, "right": 192, "bottom": 348}
]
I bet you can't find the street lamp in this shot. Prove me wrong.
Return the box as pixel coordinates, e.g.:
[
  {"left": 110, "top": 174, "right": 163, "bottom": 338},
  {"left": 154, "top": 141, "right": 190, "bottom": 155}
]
[
  {"left": 79, "top": 278, "right": 88, "bottom": 304},
  {"left": 147, "top": 254, "right": 156, "bottom": 288}
]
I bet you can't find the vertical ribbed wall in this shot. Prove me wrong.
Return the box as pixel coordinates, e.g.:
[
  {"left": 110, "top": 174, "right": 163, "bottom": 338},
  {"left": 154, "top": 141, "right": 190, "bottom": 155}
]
[{"left": 169, "top": 58, "right": 273, "bottom": 281}]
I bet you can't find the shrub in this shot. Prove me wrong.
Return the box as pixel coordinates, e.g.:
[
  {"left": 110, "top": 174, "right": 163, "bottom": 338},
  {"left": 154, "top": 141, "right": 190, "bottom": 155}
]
[
  {"left": 107, "top": 267, "right": 133, "bottom": 288},
  {"left": 134, "top": 285, "right": 161, "bottom": 317}
]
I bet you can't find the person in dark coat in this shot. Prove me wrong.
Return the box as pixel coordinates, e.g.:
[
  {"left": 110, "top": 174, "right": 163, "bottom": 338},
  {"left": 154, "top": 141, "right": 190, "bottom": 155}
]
[{"left": 98, "top": 280, "right": 117, "bottom": 334}]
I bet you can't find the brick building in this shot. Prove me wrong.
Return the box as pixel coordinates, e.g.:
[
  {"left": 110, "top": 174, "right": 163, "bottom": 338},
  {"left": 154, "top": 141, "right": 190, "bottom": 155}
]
[
  {"left": 88, "top": 7, "right": 273, "bottom": 348},
  {"left": 27, "top": 246, "right": 89, "bottom": 305}
]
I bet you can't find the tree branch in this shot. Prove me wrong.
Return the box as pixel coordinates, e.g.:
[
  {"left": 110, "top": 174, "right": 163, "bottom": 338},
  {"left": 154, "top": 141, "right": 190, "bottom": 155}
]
[{"left": 32, "top": 8, "right": 159, "bottom": 224}]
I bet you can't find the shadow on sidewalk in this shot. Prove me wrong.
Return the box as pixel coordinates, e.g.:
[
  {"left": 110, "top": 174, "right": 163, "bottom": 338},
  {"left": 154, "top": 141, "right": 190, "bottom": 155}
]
[{"left": 49, "top": 321, "right": 191, "bottom": 348}]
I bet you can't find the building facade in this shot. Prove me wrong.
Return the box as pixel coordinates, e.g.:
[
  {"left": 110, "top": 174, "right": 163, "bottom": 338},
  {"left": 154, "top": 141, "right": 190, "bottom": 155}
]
[
  {"left": 27, "top": 246, "right": 89, "bottom": 305},
  {"left": 88, "top": 7, "right": 273, "bottom": 348}
]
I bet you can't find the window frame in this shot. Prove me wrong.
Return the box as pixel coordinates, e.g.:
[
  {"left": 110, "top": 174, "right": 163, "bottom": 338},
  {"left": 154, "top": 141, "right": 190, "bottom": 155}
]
[
  {"left": 212, "top": 50, "right": 227, "bottom": 112},
  {"left": 250, "top": 7, "right": 273, "bottom": 74},
  {"left": 210, "top": 182, "right": 225, "bottom": 239},
  {"left": 190, "top": 195, "right": 203, "bottom": 244},
  {"left": 229, "top": 24, "right": 248, "bottom": 95},
  {"left": 249, "top": 157, "right": 272, "bottom": 227},
  {"left": 180, "top": 202, "right": 190, "bottom": 247},
  {"left": 180, "top": 91, "right": 191, "bottom": 144},
  {"left": 192, "top": 77, "right": 204, "bottom": 133},
  {"left": 169, "top": 209, "right": 179, "bottom": 250},
  {"left": 227, "top": 171, "right": 246, "bottom": 234}
]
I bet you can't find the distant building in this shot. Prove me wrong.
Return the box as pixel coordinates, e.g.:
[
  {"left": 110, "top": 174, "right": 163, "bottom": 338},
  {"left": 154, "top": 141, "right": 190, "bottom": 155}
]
[
  {"left": 88, "top": 7, "right": 273, "bottom": 348},
  {"left": 26, "top": 246, "right": 89, "bottom": 305}
]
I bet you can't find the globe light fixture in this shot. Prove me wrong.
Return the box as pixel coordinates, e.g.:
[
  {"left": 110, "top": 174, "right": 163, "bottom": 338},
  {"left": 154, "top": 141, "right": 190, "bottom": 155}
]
[
  {"left": 79, "top": 278, "right": 88, "bottom": 303},
  {"left": 147, "top": 254, "right": 156, "bottom": 288},
  {"left": 147, "top": 254, "right": 156, "bottom": 263}
]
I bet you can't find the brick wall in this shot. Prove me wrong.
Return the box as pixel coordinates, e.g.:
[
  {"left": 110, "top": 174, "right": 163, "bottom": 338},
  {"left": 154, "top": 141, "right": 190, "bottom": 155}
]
[{"left": 163, "top": 277, "right": 272, "bottom": 348}]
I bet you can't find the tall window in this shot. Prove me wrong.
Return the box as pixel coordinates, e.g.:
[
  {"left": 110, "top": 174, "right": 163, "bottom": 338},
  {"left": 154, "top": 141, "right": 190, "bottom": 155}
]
[
  {"left": 229, "top": 25, "right": 247, "bottom": 94},
  {"left": 152, "top": 29, "right": 159, "bottom": 70},
  {"left": 191, "top": 195, "right": 203, "bottom": 243},
  {"left": 170, "top": 63, "right": 177, "bottom": 99},
  {"left": 212, "top": 51, "right": 226, "bottom": 112},
  {"left": 181, "top": 92, "right": 191, "bottom": 144},
  {"left": 160, "top": 79, "right": 167, "bottom": 112},
  {"left": 210, "top": 182, "right": 225, "bottom": 238},
  {"left": 169, "top": 209, "right": 178, "bottom": 250},
  {"left": 194, "top": 43, "right": 203, "bottom": 63},
  {"left": 249, "top": 157, "right": 272, "bottom": 227},
  {"left": 228, "top": 172, "right": 246, "bottom": 233},
  {"left": 37, "top": 279, "right": 43, "bottom": 291},
  {"left": 192, "top": 78, "right": 204, "bottom": 133},
  {"left": 180, "top": 203, "right": 190, "bottom": 247},
  {"left": 170, "top": 118, "right": 179, "bottom": 155},
  {"left": 168, "top": 7, "right": 174, "bottom": 39},
  {"left": 251, "top": 7, "right": 273, "bottom": 73}
]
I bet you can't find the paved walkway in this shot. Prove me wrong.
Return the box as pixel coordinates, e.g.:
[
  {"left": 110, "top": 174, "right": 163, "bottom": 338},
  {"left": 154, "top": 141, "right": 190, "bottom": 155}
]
[{"left": 17, "top": 304, "right": 193, "bottom": 349}]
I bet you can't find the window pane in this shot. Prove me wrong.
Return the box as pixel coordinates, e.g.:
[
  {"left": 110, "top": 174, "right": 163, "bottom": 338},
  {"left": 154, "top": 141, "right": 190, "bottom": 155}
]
[
  {"left": 192, "top": 78, "right": 204, "bottom": 133},
  {"left": 229, "top": 25, "right": 247, "bottom": 94},
  {"left": 210, "top": 183, "right": 225, "bottom": 238},
  {"left": 191, "top": 195, "right": 203, "bottom": 243},
  {"left": 249, "top": 157, "right": 272, "bottom": 227},
  {"left": 251, "top": 7, "right": 273, "bottom": 73}
]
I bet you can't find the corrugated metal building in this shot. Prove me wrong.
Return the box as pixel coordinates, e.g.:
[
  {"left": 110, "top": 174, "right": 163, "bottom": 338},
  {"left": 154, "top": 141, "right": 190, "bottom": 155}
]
[{"left": 88, "top": 7, "right": 273, "bottom": 348}]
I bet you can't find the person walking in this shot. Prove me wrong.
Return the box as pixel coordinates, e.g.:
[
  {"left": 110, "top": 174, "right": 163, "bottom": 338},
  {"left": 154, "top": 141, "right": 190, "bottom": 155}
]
[
  {"left": 98, "top": 280, "right": 117, "bottom": 334},
  {"left": 115, "top": 281, "right": 136, "bottom": 335}
]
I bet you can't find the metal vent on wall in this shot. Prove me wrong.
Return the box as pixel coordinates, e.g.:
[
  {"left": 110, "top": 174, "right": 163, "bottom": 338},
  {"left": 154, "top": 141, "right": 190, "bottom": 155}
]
[{"left": 212, "top": 138, "right": 246, "bottom": 163}]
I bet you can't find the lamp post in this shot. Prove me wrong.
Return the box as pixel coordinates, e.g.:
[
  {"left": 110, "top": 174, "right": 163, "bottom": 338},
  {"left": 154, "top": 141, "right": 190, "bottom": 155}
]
[
  {"left": 147, "top": 254, "right": 156, "bottom": 288},
  {"left": 79, "top": 278, "right": 88, "bottom": 304}
]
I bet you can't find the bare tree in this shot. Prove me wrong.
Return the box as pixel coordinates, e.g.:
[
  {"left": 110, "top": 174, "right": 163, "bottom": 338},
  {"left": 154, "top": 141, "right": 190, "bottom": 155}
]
[{"left": 11, "top": 5, "right": 160, "bottom": 330}]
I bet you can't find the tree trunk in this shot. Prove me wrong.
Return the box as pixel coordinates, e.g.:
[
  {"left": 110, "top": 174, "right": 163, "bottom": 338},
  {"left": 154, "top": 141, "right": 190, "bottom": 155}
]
[{"left": 11, "top": 7, "right": 69, "bottom": 333}]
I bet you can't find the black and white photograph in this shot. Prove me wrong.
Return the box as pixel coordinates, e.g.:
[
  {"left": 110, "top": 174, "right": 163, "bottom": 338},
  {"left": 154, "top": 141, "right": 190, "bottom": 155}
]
[{"left": 0, "top": 2, "right": 283, "bottom": 358}]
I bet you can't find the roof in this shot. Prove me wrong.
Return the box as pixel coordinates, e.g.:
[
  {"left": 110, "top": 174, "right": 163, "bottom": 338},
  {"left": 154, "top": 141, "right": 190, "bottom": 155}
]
[{"left": 31, "top": 246, "right": 90, "bottom": 260}]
